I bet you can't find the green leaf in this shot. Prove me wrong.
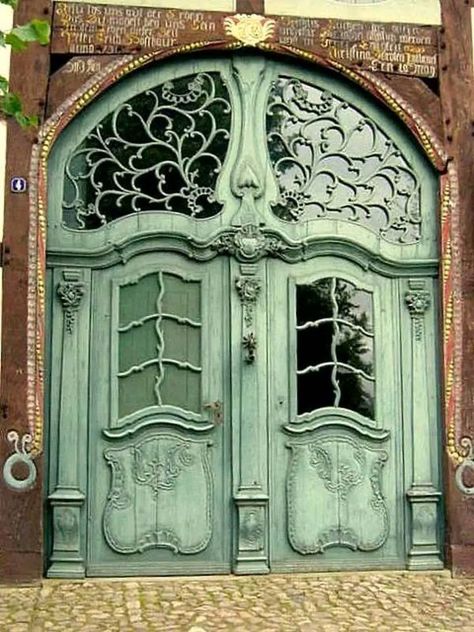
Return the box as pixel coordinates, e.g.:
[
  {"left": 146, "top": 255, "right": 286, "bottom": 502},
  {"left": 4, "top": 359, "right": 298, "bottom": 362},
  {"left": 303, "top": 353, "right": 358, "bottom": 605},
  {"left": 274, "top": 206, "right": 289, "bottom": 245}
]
[
  {"left": 0, "top": 0, "right": 18, "bottom": 8},
  {"left": 0, "top": 91, "right": 22, "bottom": 115},
  {"left": 30, "top": 19, "right": 50, "bottom": 45},
  {"left": 0, "top": 75, "right": 9, "bottom": 93},
  {"left": 15, "top": 111, "right": 37, "bottom": 128},
  {"left": 5, "top": 32, "right": 27, "bottom": 51},
  {"left": 6, "top": 19, "right": 50, "bottom": 49}
]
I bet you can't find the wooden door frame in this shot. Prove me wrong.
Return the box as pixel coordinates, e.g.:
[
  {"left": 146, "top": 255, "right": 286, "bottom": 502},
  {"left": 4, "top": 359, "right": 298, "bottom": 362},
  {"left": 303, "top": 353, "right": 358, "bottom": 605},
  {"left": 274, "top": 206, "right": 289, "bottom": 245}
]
[{"left": 1, "top": 0, "right": 473, "bottom": 582}]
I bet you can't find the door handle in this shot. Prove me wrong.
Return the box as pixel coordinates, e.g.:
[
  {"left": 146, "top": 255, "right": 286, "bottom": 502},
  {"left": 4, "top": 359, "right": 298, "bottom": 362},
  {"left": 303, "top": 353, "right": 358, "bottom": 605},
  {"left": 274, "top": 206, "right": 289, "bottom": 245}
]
[{"left": 203, "top": 400, "right": 223, "bottom": 426}]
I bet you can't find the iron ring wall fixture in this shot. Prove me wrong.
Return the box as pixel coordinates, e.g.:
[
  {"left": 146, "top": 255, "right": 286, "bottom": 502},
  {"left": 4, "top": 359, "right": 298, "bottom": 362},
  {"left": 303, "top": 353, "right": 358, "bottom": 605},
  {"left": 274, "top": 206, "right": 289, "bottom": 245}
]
[{"left": 3, "top": 431, "right": 37, "bottom": 491}]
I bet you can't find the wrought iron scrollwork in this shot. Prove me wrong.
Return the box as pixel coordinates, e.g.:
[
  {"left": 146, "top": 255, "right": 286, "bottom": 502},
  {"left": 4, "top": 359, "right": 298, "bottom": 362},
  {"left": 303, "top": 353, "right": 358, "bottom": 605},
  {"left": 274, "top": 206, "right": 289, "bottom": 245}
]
[
  {"left": 63, "top": 72, "right": 231, "bottom": 229},
  {"left": 267, "top": 77, "right": 422, "bottom": 244}
]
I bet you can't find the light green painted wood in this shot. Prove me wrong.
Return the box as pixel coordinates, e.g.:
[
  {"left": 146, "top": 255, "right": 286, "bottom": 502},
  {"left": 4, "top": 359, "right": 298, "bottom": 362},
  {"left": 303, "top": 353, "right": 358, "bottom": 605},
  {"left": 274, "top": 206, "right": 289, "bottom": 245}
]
[{"left": 46, "top": 53, "right": 442, "bottom": 577}]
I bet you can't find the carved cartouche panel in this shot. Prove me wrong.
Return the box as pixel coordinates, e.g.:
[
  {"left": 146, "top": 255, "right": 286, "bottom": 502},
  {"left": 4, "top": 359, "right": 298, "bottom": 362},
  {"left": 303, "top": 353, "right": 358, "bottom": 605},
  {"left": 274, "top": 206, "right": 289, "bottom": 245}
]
[
  {"left": 103, "top": 433, "right": 213, "bottom": 555},
  {"left": 287, "top": 434, "right": 389, "bottom": 554}
]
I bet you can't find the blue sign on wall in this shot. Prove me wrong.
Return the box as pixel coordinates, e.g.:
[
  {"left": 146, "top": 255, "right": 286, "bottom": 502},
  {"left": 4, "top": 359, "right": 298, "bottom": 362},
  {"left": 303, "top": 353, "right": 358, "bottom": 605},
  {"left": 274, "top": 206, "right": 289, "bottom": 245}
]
[{"left": 11, "top": 177, "right": 27, "bottom": 193}]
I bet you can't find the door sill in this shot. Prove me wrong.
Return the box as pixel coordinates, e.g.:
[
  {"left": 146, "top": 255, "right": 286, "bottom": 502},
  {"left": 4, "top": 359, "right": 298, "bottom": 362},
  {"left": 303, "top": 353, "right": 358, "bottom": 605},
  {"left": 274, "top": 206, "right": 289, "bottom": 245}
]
[
  {"left": 270, "top": 559, "right": 410, "bottom": 573},
  {"left": 86, "top": 562, "right": 231, "bottom": 577}
]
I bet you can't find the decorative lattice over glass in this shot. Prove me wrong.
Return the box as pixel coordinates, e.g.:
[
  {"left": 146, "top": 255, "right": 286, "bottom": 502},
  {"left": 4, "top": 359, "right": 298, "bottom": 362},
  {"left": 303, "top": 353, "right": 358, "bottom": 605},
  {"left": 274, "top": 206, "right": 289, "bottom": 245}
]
[
  {"left": 63, "top": 73, "right": 231, "bottom": 229},
  {"left": 267, "top": 77, "right": 421, "bottom": 244},
  {"left": 118, "top": 271, "right": 202, "bottom": 418},
  {"left": 296, "top": 277, "right": 375, "bottom": 419}
]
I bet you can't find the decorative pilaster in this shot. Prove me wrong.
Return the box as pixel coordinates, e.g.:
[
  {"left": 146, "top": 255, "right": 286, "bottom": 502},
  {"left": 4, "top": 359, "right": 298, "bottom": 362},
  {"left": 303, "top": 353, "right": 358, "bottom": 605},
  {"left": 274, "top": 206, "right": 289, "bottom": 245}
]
[
  {"left": 48, "top": 269, "right": 89, "bottom": 578},
  {"left": 228, "top": 59, "right": 270, "bottom": 563},
  {"left": 404, "top": 279, "right": 442, "bottom": 570},
  {"left": 233, "top": 262, "right": 269, "bottom": 574}
]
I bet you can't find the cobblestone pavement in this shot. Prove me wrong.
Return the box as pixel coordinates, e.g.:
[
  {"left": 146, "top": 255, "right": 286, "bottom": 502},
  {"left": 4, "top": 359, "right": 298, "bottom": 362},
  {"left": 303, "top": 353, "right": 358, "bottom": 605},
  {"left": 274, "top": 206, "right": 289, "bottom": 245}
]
[{"left": 1, "top": 572, "right": 473, "bottom": 631}]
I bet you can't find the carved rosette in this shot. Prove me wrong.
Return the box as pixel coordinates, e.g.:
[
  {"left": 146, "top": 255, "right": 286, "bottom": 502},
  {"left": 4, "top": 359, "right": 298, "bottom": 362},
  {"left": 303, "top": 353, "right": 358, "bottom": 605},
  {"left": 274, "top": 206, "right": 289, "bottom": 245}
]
[
  {"left": 57, "top": 279, "right": 85, "bottom": 334},
  {"left": 405, "top": 285, "right": 431, "bottom": 340}
]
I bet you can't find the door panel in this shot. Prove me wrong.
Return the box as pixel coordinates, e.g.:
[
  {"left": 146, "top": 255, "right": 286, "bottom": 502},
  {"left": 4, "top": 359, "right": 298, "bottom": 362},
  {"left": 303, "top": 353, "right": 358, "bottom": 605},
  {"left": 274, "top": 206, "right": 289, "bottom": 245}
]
[
  {"left": 268, "top": 258, "right": 404, "bottom": 571},
  {"left": 87, "top": 254, "right": 231, "bottom": 575},
  {"left": 286, "top": 432, "right": 389, "bottom": 555}
]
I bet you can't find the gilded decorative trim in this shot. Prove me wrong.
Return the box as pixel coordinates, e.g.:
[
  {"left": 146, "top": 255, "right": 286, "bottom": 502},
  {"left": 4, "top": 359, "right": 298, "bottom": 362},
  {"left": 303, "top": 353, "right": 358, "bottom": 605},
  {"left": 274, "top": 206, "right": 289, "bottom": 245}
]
[
  {"left": 442, "top": 166, "right": 466, "bottom": 469},
  {"left": 21, "top": 40, "right": 458, "bottom": 497}
]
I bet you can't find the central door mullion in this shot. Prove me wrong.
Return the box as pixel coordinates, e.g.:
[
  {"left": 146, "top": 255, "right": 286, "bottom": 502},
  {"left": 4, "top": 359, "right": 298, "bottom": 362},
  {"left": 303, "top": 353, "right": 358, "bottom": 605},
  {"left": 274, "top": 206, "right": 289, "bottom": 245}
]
[{"left": 231, "top": 259, "right": 270, "bottom": 574}]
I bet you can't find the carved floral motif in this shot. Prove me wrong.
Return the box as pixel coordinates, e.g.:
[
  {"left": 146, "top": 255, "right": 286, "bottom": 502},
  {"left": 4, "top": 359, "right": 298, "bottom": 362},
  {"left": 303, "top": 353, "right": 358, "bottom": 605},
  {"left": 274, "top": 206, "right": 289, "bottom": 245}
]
[
  {"left": 57, "top": 280, "right": 85, "bottom": 334},
  {"left": 309, "top": 442, "right": 365, "bottom": 500},
  {"left": 133, "top": 442, "right": 195, "bottom": 497},
  {"left": 242, "top": 332, "right": 258, "bottom": 364},
  {"left": 405, "top": 288, "right": 431, "bottom": 340},
  {"left": 55, "top": 507, "right": 78, "bottom": 545},
  {"left": 235, "top": 276, "right": 262, "bottom": 327},
  {"left": 240, "top": 510, "right": 264, "bottom": 551}
]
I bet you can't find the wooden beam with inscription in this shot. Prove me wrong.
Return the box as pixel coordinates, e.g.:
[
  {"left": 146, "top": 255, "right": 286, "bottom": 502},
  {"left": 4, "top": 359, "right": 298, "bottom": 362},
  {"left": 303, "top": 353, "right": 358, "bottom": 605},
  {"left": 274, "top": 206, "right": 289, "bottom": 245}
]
[{"left": 51, "top": 2, "right": 439, "bottom": 79}]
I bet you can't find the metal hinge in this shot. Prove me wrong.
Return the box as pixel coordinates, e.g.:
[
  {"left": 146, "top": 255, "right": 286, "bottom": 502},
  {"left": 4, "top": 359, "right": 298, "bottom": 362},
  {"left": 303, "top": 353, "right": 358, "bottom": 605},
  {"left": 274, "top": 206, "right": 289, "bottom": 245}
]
[{"left": 0, "top": 242, "right": 10, "bottom": 267}]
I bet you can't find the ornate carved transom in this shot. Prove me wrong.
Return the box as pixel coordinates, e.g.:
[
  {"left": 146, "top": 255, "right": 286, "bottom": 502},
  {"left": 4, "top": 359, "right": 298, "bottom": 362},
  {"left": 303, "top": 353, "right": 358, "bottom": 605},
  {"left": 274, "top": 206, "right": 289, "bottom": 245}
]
[
  {"left": 62, "top": 72, "right": 231, "bottom": 229},
  {"left": 267, "top": 77, "right": 421, "bottom": 244}
]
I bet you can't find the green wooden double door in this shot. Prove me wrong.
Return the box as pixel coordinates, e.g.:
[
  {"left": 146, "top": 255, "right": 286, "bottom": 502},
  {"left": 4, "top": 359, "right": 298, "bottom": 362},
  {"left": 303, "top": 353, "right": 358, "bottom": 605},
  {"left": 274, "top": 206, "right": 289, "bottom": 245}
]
[{"left": 46, "top": 54, "right": 443, "bottom": 577}]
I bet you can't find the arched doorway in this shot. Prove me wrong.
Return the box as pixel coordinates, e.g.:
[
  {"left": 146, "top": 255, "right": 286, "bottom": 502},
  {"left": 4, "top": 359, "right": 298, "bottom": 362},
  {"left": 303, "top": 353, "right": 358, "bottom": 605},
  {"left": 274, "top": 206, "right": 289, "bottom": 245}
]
[{"left": 45, "top": 53, "right": 442, "bottom": 577}]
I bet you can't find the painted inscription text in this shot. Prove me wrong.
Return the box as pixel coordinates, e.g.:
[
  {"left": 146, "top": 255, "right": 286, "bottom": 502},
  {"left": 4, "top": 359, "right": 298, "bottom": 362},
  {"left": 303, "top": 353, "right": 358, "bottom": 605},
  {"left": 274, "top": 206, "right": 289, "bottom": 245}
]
[{"left": 52, "top": 3, "right": 438, "bottom": 79}]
